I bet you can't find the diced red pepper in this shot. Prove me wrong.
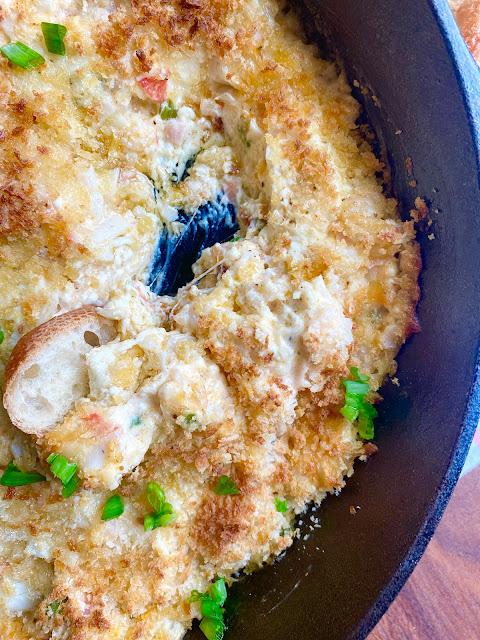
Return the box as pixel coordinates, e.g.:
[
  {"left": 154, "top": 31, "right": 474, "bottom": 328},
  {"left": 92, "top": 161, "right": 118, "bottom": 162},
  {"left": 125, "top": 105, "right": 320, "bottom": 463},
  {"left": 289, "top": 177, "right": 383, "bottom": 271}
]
[{"left": 137, "top": 75, "right": 168, "bottom": 103}]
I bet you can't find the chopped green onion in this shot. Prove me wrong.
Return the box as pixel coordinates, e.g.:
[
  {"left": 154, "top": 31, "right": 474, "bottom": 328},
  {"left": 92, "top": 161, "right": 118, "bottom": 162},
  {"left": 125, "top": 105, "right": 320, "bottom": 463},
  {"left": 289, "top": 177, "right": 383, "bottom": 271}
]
[
  {"left": 342, "top": 380, "right": 370, "bottom": 396},
  {"left": 184, "top": 413, "right": 197, "bottom": 424},
  {"left": 147, "top": 481, "right": 165, "bottom": 514},
  {"left": 155, "top": 512, "right": 178, "bottom": 528},
  {"left": 187, "top": 590, "right": 212, "bottom": 604},
  {"left": 47, "top": 453, "right": 79, "bottom": 498},
  {"left": 214, "top": 476, "right": 240, "bottom": 496},
  {"left": 48, "top": 454, "right": 77, "bottom": 486},
  {"left": 229, "top": 236, "right": 241, "bottom": 242},
  {"left": 101, "top": 495, "right": 124, "bottom": 521},
  {"left": 161, "top": 501, "right": 173, "bottom": 515},
  {"left": 188, "top": 578, "right": 227, "bottom": 605},
  {"left": 160, "top": 100, "right": 177, "bottom": 120},
  {"left": 360, "top": 402, "right": 378, "bottom": 419},
  {"left": 200, "top": 616, "right": 225, "bottom": 640},
  {"left": 144, "top": 483, "right": 177, "bottom": 530},
  {"left": 188, "top": 578, "right": 228, "bottom": 640},
  {"left": 0, "top": 461, "right": 46, "bottom": 486},
  {"left": 274, "top": 497, "right": 288, "bottom": 513},
  {"left": 144, "top": 514, "right": 155, "bottom": 531},
  {"left": 41, "top": 22, "right": 67, "bottom": 55},
  {"left": 350, "top": 366, "right": 370, "bottom": 382},
  {"left": 341, "top": 369, "right": 377, "bottom": 441},
  {"left": 61, "top": 475, "right": 79, "bottom": 498},
  {"left": 344, "top": 394, "right": 364, "bottom": 409},
  {"left": 358, "top": 413, "right": 375, "bottom": 440},
  {"left": 0, "top": 327, "right": 4, "bottom": 344},
  {"left": 130, "top": 415, "right": 141, "bottom": 427},
  {"left": 144, "top": 511, "right": 178, "bottom": 530},
  {"left": 201, "top": 599, "right": 223, "bottom": 621},
  {"left": 340, "top": 406, "right": 359, "bottom": 422},
  {"left": 1, "top": 42, "right": 45, "bottom": 69},
  {"left": 210, "top": 578, "right": 227, "bottom": 606}
]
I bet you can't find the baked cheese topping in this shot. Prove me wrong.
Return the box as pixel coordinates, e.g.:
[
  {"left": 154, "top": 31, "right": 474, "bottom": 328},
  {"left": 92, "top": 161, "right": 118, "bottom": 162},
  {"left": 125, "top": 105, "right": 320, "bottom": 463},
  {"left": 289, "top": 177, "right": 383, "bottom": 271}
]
[{"left": 0, "top": 1, "right": 420, "bottom": 638}]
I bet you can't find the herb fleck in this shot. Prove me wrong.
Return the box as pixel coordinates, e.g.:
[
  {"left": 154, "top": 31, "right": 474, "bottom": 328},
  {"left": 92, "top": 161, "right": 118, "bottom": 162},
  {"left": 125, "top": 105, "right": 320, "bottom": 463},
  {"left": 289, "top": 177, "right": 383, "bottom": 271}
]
[
  {"left": 160, "top": 100, "right": 178, "bottom": 120},
  {"left": 238, "top": 117, "right": 251, "bottom": 147},
  {"left": 46, "top": 597, "right": 68, "bottom": 617},
  {"left": 214, "top": 476, "right": 240, "bottom": 496}
]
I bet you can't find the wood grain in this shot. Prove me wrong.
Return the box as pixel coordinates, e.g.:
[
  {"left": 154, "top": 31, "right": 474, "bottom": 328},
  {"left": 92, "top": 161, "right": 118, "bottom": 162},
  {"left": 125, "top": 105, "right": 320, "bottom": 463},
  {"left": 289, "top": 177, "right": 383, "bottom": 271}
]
[
  {"left": 368, "top": 465, "right": 480, "bottom": 640},
  {"left": 449, "top": 0, "right": 480, "bottom": 63}
]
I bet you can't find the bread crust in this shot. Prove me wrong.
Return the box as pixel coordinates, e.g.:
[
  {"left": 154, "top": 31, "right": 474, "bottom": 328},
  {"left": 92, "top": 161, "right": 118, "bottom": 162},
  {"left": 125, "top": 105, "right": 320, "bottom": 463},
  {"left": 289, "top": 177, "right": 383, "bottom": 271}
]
[{"left": 2, "top": 306, "right": 116, "bottom": 435}]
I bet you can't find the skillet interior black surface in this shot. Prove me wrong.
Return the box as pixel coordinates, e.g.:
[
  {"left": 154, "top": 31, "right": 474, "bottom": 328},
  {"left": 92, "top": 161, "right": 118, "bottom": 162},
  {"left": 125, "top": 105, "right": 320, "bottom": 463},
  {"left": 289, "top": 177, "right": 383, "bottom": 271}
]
[{"left": 186, "top": 1, "right": 480, "bottom": 638}]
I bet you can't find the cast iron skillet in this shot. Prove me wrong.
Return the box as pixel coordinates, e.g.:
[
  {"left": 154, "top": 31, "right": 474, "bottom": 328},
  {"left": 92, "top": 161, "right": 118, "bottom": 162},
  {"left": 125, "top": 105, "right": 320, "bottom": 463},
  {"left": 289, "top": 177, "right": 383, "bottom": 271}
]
[{"left": 186, "top": 1, "right": 480, "bottom": 638}]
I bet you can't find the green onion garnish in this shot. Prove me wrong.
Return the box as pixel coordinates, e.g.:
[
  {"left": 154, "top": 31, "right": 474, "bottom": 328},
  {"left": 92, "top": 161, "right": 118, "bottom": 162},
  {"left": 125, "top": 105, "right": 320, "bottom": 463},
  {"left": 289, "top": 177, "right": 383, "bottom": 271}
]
[
  {"left": 47, "top": 453, "right": 79, "bottom": 498},
  {"left": 47, "top": 453, "right": 77, "bottom": 485},
  {"left": 161, "top": 501, "right": 173, "bottom": 514},
  {"left": 214, "top": 476, "right": 240, "bottom": 496},
  {"left": 0, "top": 328, "right": 4, "bottom": 344},
  {"left": 358, "top": 413, "right": 375, "bottom": 440},
  {"left": 184, "top": 413, "right": 197, "bottom": 424},
  {"left": 143, "top": 510, "right": 178, "bottom": 530},
  {"left": 188, "top": 578, "right": 227, "bottom": 604},
  {"left": 340, "top": 368, "right": 377, "bottom": 441},
  {"left": 147, "top": 481, "right": 165, "bottom": 513},
  {"left": 275, "top": 498, "right": 288, "bottom": 513},
  {"left": 188, "top": 578, "right": 227, "bottom": 640},
  {"left": 1, "top": 42, "right": 45, "bottom": 69},
  {"left": 61, "top": 475, "right": 79, "bottom": 499},
  {"left": 342, "top": 380, "right": 370, "bottom": 395},
  {"left": 46, "top": 596, "right": 68, "bottom": 617},
  {"left": 130, "top": 415, "right": 141, "bottom": 427},
  {"left": 41, "top": 22, "right": 67, "bottom": 56},
  {"left": 340, "top": 405, "right": 359, "bottom": 422},
  {"left": 160, "top": 100, "right": 177, "bottom": 120},
  {"left": 144, "top": 481, "right": 177, "bottom": 530},
  {"left": 344, "top": 394, "right": 363, "bottom": 409},
  {"left": 200, "top": 617, "right": 225, "bottom": 640},
  {"left": 361, "top": 402, "right": 378, "bottom": 419},
  {"left": 101, "top": 495, "right": 124, "bottom": 521},
  {"left": 210, "top": 578, "right": 227, "bottom": 605},
  {"left": 188, "top": 590, "right": 212, "bottom": 603},
  {"left": 229, "top": 236, "right": 241, "bottom": 242},
  {"left": 155, "top": 512, "right": 178, "bottom": 528},
  {"left": 201, "top": 599, "right": 223, "bottom": 620},
  {"left": 0, "top": 460, "right": 46, "bottom": 486},
  {"left": 349, "top": 366, "right": 370, "bottom": 382}
]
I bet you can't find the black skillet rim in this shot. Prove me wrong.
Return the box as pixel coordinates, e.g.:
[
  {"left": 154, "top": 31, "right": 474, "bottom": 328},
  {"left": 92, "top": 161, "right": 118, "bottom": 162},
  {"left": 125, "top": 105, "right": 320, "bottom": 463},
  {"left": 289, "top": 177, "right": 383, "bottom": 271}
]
[{"left": 346, "top": 1, "right": 480, "bottom": 636}]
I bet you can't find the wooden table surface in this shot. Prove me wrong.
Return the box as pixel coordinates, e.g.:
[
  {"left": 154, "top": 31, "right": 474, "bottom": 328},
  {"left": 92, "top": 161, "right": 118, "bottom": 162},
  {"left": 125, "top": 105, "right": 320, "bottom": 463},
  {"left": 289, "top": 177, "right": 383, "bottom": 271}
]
[{"left": 368, "top": 463, "right": 480, "bottom": 639}]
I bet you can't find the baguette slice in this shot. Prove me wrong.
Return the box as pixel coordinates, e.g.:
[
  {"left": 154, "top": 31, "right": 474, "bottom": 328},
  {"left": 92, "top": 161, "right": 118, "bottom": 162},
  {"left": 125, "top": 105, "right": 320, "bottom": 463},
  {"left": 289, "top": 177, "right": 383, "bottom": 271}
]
[{"left": 3, "top": 306, "right": 116, "bottom": 436}]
